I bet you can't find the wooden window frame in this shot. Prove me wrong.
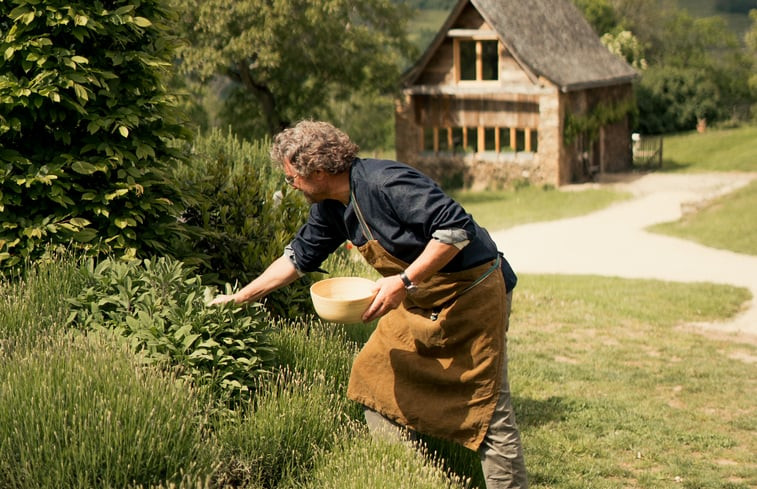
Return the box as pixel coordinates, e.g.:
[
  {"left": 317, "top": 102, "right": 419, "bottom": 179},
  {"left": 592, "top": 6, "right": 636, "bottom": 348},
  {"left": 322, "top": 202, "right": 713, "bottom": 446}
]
[
  {"left": 452, "top": 34, "right": 500, "bottom": 83},
  {"left": 420, "top": 126, "right": 538, "bottom": 154}
]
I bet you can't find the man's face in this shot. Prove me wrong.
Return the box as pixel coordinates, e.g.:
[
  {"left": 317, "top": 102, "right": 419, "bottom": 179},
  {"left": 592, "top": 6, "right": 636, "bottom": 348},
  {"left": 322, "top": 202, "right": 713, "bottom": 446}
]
[{"left": 283, "top": 159, "right": 327, "bottom": 204}]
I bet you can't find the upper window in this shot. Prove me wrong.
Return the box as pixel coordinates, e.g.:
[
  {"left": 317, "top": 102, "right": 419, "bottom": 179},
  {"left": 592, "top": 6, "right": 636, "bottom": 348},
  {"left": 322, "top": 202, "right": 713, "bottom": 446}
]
[{"left": 457, "top": 39, "right": 499, "bottom": 81}]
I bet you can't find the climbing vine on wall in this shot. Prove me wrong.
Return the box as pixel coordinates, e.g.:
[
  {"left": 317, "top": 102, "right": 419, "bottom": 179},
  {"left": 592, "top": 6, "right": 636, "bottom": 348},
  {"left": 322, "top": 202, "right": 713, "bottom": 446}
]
[{"left": 563, "top": 97, "right": 637, "bottom": 145}]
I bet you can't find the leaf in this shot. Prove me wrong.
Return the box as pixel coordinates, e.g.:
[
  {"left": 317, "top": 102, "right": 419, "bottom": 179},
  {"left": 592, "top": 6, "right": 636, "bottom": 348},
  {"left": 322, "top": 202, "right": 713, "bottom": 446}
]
[
  {"left": 73, "top": 228, "right": 98, "bottom": 243},
  {"left": 73, "top": 83, "right": 88, "bottom": 102},
  {"left": 105, "top": 188, "right": 129, "bottom": 200},
  {"left": 20, "top": 11, "right": 35, "bottom": 25},
  {"left": 133, "top": 17, "right": 152, "bottom": 28},
  {"left": 182, "top": 333, "right": 201, "bottom": 351},
  {"left": 69, "top": 217, "right": 91, "bottom": 227},
  {"left": 118, "top": 125, "right": 129, "bottom": 138},
  {"left": 71, "top": 161, "right": 97, "bottom": 175},
  {"left": 114, "top": 217, "right": 132, "bottom": 229}
]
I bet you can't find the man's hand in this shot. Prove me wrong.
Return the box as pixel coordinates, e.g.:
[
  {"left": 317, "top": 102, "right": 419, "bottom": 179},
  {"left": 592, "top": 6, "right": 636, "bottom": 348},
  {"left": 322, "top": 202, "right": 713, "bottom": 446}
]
[
  {"left": 361, "top": 275, "right": 407, "bottom": 322},
  {"left": 208, "top": 293, "right": 237, "bottom": 306}
]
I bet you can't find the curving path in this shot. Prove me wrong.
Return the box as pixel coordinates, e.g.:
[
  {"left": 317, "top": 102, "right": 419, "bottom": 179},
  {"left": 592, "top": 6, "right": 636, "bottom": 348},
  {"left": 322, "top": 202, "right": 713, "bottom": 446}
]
[{"left": 490, "top": 172, "right": 757, "bottom": 338}]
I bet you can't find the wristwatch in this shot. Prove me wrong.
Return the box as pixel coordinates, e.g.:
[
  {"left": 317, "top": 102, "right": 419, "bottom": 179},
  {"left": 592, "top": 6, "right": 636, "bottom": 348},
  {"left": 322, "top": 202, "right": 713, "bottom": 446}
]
[{"left": 399, "top": 271, "right": 418, "bottom": 293}]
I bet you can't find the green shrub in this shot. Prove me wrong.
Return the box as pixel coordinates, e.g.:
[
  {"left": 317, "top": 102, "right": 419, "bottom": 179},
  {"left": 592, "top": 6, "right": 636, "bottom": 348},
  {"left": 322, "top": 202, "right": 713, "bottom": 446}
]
[
  {"left": 215, "top": 369, "right": 354, "bottom": 488},
  {"left": 0, "top": 0, "right": 190, "bottom": 273},
  {"left": 0, "top": 330, "right": 219, "bottom": 488},
  {"left": 288, "top": 435, "right": 471, "bottom": 489},
  {"left": 66, "top": 256, "right": 276, "bottom": 403},
  {"left": 173, "top": 127, "right": 314, "bottom": 319},
  {"left": 269, "top": 316, "right": 360, "bottom": 413},
  {"left": 0, "top": 249, "right": 85, "bottom": 354}
]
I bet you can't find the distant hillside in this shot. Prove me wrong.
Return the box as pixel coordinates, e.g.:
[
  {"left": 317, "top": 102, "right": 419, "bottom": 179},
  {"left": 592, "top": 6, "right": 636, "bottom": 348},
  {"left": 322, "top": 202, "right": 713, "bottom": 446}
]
[
  {"left": 677, "top": 0, "right": 754, "bottom": 37},
  {"left": 404, "top": 0, "right": 753, "bottom": 54}
]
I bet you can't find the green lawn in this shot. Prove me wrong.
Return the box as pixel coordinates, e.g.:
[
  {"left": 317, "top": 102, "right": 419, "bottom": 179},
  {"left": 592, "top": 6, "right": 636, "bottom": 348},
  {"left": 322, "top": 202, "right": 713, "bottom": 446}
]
[
  {"left": 662, "top": 125, "right": 757, "bottom": 173},
  {"left": 651, "top": 125, "right": 757, "bottom": 255},
  {"left": 453, "top": 186, "right": 630, "bottom": 231},
  {"left": 650, "top": 179, "right": 757, "bottom": 255}
]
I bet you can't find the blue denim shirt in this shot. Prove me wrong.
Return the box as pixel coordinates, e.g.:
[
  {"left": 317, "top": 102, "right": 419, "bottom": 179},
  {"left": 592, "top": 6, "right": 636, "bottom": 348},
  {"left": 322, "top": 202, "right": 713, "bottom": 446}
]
[{"left": 287, "top": 158, "right": 517, "bottom": 290}]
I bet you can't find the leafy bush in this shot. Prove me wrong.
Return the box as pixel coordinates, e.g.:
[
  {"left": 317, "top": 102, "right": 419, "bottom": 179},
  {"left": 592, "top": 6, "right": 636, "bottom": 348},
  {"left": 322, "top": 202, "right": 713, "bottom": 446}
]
[
  {"left": 66, "top": 256, "right": 276, "bottom": 403},
  {"left": 0, "top": 0, "right": 190, "bottom": 272},
  {"left": 0, "top": 330, "right": 219, "bottom": 488},
  {"left": 173, "top": 127, "right": 314, "bottom": 319}
]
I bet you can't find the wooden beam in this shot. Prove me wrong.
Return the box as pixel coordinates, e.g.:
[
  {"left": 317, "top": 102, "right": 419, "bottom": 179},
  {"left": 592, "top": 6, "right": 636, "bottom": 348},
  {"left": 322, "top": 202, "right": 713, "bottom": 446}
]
[
  {"left": 453, "top": 39, "right": 460, "bottom": 83},
  {"left": 495, "top": 127, "right": 501, "bottom": 152},
  {"left": 510, "top": 127, "right": 517, "bottom": 150},
  {"left": 525, "top": 129, "right": 532, "bottom": 152},
  {"left": 478, "top": 126, "right": 485, "bottom": 152},
  {"left": 433, "top": 127, "right": 439, "bottom": 153},
  {"left": 447, "top": 29, "right": 498, "bottom": 39},
  {"left": 475, "top": 41, "right": 483, "bottom": 81}
]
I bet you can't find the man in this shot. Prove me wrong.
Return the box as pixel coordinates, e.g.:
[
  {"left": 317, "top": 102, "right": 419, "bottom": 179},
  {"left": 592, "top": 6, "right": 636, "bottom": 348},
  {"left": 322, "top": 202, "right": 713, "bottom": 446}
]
[{"left": 211, "top": 120, "right": 528, "bottom": 488}]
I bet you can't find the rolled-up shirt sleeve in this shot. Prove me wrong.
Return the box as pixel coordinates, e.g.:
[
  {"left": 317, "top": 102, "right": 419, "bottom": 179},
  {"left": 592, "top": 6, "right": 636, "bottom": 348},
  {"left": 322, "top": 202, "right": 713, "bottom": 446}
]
[
  {"left": 431, "top": 228, "right": 471, "bottom": 249},
  {"left": 283, "top": 244, "right": 306, "bottom": 277}
]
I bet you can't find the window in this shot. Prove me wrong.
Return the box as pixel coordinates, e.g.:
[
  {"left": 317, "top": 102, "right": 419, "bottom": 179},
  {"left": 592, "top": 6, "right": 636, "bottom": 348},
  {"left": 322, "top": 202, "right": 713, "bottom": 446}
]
[
  {"left": 459, "top": 41, "right": 477, "bottom": 81},
  {"left": 421, "top": 126, "right": 538, "bottom": 154},
  {"left": 480, "top": 41, "right": 498, "bottom": 80},
  {"left": 457, "top": 39, "right": 499, "bottom": 81}
]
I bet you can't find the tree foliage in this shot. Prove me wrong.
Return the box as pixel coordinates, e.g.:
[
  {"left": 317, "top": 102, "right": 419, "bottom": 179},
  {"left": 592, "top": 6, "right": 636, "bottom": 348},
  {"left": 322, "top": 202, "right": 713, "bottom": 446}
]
[
  {"left": 746, "top": 9, "right": 757, "bottom": 113},
  {"left": 0, "top": 0, "right": 190, "bottom": 271},
  {"left": 573, "top": 0, "right": 755, "bottom": 132},
  {"left": 176, "top": 0, "right": 417, "bottom": 140}
]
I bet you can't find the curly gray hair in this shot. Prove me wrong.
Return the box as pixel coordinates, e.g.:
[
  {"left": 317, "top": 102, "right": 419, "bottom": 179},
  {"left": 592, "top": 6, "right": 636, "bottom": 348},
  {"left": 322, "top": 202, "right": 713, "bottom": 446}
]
[{"left": 270, "top": 120, "right": 359, "bottom": 177}]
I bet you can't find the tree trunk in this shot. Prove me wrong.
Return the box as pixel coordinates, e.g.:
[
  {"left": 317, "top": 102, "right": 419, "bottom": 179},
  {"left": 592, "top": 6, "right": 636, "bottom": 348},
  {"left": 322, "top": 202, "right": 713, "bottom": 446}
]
[{"left": 236, "top": 61, "right": 286, "bottom": 136}]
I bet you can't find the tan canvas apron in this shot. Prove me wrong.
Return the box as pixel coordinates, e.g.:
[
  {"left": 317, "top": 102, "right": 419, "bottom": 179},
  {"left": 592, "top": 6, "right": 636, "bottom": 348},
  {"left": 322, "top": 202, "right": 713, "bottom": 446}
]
[{"left": 346, "top": 192, "right": 507, "bottom": 450}]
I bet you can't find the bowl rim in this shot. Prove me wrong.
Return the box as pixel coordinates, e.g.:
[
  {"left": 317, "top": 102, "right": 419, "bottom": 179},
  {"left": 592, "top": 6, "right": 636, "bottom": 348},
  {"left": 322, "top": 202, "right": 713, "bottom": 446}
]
[{"left": 310, "top": 276, "right": 377, "bottom": 304}]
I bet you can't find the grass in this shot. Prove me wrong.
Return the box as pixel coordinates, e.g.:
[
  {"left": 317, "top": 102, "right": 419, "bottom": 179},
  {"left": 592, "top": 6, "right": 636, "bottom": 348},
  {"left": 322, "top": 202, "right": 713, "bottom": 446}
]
[
  {"left": 511, "top": 274, "right": 756, "bottom": 489},
  {"left": 452, "top": 185, "right": 630, "bottom": 231},
  {"left": 650, "top": 179, "right": 757, "bottom": 255},
  {"left": 661, "top": 126, "right": 757, "bottom": 173},
  {"left": 647, "top": 125, "right": 757, "bottom": 256}
]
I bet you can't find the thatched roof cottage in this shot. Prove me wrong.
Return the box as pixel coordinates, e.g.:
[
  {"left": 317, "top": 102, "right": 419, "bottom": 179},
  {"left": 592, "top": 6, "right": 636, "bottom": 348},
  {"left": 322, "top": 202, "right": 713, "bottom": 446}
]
[{"left": 395, "top": 0, "right": 639, "bottom": 188}]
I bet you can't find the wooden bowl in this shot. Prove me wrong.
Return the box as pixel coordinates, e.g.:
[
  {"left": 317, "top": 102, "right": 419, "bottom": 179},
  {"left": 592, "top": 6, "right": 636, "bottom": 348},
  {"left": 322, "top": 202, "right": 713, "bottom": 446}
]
[{"left": 310, "top": 277, "right": 377, "bottom": 323}]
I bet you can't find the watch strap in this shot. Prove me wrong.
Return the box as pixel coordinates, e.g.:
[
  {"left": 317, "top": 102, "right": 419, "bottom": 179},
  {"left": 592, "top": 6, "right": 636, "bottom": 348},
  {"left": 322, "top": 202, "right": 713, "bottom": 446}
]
[{"left": 399, "top": 271, "right": 414, "bottom": 288}]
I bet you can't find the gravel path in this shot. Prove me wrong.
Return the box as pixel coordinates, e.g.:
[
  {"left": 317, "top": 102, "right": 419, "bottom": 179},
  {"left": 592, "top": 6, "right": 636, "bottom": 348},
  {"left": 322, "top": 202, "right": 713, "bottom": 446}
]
[{"left": 490, "top": 171, "right": 757, "bottom": 339}]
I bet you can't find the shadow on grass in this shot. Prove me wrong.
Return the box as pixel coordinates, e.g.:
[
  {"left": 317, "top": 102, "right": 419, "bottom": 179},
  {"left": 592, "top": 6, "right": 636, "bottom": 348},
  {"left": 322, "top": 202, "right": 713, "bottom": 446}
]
[
  {"left": 657, "top": 159, "right": 693, "bottom": 172},
  {"left": 513, "top": 395, "right": 573, "bottom": 429},
  {"left": 416, "top": 396, "right": 573, "bottom": 488}
]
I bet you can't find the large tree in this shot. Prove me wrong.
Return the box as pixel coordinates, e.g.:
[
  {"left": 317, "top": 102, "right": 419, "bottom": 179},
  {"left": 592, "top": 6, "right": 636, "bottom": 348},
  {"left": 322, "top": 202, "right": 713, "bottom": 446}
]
[{"left": 176, "top": 0, "right": 416, "bottom": 139}]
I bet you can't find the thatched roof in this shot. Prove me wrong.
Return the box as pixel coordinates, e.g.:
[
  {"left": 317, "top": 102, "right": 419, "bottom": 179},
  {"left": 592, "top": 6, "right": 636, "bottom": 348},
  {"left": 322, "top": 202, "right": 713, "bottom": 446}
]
[{"left": 404, "top": 0, "right": 638, "bottom": 92}]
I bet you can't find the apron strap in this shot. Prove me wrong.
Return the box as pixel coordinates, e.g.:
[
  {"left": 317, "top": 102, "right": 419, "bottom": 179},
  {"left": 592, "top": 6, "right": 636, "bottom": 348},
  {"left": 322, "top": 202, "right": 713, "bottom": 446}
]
[
  {"left": 459, "top": 254, "right": 501, "bottom": 296},
  {"left": 351, "top": 191, "right": 375, "bottom": 241}
]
